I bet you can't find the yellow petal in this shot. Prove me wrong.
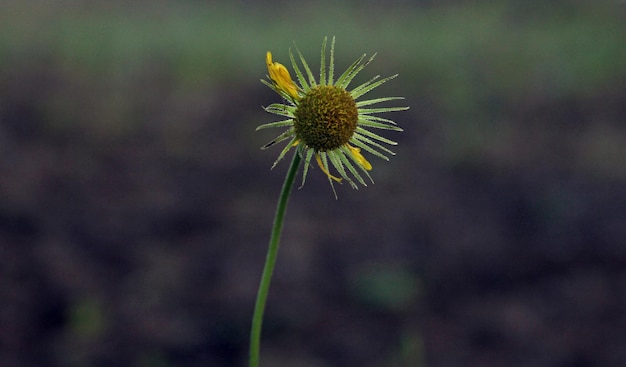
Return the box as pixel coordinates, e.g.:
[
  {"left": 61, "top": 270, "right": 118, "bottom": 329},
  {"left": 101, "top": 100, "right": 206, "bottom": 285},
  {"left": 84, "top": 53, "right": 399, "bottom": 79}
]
[
  {"left": 265, "top": 51, "right": 273, "bottom": 70},
  {"left": 347, "top": 144, "right": 372, "bottom": 171},
  {"left": 266, "top": 51, "right": 300, "bottom": 100},
  {"left": 316, "top": 154, "right": 342, "bottom": 182}
]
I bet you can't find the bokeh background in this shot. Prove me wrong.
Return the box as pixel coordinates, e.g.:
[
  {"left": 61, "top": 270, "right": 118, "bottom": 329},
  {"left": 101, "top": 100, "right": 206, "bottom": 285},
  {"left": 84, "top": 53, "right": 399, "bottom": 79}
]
[{"left": 1, "top": 0, "right": 625, "bottom": 366}]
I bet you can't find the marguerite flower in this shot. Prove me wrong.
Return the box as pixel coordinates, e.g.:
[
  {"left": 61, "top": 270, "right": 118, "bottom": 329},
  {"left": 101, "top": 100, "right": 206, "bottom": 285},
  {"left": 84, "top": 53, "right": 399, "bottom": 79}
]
[{"left": 258, "top": 37, "right": 407, "bottom": 196}]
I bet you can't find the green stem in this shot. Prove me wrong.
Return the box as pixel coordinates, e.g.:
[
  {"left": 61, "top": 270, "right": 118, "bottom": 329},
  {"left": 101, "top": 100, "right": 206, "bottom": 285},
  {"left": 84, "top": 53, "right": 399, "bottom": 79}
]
[{"left": 249, "top": 152, "right": 302, "bottom": 367}]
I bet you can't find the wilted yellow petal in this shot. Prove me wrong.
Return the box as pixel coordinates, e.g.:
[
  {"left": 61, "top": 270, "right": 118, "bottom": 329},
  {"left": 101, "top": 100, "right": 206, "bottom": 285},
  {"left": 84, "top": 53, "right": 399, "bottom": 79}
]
[
  {"left": 316, "top": 154, "right": 342, "bottom": 182},
  {"left": 347, "top": 144, "right": 372, "bottom": 170},
  {"left": 266, "top": 52, "right": 300, "bottom": 100}
]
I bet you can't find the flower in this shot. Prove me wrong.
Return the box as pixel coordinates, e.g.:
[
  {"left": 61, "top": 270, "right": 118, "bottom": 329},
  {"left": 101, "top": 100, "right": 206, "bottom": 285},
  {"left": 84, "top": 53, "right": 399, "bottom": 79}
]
[{"left": 258, "top": 37, "right": 407, "bottom": 196}]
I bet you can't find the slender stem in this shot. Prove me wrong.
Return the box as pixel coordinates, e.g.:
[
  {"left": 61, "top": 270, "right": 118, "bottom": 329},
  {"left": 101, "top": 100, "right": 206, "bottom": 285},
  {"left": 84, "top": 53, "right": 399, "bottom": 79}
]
[{"left": 249, "top": 152, "right": 302, "bottom": 367}]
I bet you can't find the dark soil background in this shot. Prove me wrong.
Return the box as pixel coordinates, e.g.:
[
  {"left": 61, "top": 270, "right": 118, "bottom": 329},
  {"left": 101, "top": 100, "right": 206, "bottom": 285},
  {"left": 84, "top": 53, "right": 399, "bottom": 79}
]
[{"left": 1, "top": 1, "right": 625, "bottom": 366}]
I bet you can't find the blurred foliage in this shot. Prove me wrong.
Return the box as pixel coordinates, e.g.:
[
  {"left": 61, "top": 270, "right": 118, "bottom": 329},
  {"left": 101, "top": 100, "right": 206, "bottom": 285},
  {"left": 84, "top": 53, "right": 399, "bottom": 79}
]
[
  {"left": 349, "top": 263, "right": 421, "bottom": 311},
  {"left": 2, "top": 0, "right": 623, "bottom": 90},
  {"left": 70, "top": 297, "right": 106, "bottom": 339}
]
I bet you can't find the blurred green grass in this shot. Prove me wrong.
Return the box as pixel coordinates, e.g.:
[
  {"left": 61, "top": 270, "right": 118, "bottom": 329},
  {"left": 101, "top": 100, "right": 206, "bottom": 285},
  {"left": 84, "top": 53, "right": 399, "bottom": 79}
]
[{"left": 2, "top": 1, "right": 623, "bottom": 92}]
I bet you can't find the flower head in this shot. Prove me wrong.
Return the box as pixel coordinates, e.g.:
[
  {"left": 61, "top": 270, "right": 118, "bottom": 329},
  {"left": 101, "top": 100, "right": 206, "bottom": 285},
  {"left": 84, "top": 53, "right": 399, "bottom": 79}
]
[{"left": 258, "top": 37, "right": 407, "bottom": 196}]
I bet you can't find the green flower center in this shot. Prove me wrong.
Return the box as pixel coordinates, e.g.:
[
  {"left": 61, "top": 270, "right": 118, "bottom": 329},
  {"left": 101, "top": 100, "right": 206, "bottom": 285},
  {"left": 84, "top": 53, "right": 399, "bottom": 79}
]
[{"left": 294, "top": 85, "right": 358, "bottom": 152}]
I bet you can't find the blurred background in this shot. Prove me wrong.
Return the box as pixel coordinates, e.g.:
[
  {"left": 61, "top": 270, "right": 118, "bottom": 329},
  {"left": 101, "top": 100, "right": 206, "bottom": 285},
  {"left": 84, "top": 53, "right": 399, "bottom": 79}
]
[{"left": 1, "top": 0, "right": 625, "bottom": 366}]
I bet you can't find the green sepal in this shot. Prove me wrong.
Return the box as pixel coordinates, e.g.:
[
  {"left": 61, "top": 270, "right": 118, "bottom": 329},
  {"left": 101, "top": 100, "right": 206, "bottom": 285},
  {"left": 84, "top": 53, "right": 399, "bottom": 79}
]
[
  {"left": 350, "top": 136, "right": 391, "bottom": 161},
  {"left": 338, "top": 147, "right": 370, "bottom": 186},
  {"left": 256, "top": 119, "right": 294, "bottom": 130},
  {"left": 358, "top": 119, "right": 404, "bottom": 131},
  {"left": 351, "top": 74, "right": 399, "bottom": 99},
  {"left": 294, "top": 45, "right": 317, "bottom": 88},
  {"left": 335, "top": 54, "right": 367, "bottom": 88},
  {"left": 270, "top": 136, "right": 298, "bottom": 168},
  {"left": 338, "top": 53, "right": 376, "bottom": 90},
  {"left": 319, "top": 36, "right": 327, "bottom": 86},
  {"left": 262, "top": 127, "right": 295, "bottom": 150},
  {"left": 358, "top": 106, "right": 409, "bottom": 115},
  {"left": 356, "top": 96, "right": 405, "bottom": 107},
  {"left": 356, "top": 126, "right": 399, "bottom": 145},
  {"left": 353, "top": 132, "right": 396, "bottom": 156},
  {"left": 328, "top": 151, "right": 357, "bottom": 189},
  {"left": 300, "top": 147, "right": 315, "bottom": 188}
]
